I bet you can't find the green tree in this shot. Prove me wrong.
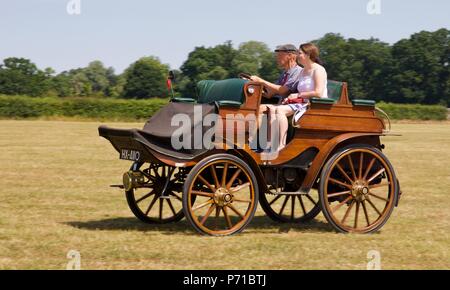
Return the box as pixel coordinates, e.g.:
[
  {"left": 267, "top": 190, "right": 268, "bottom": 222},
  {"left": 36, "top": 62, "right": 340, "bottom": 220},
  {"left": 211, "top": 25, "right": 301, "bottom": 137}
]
[
  {"left": 232, "top": 41, "right": 280, "bottom": 81},
  {"left": 232, "top": 41, "right": 270, "bottom": 75},
  {"left": 49, "top": 71, "right": 72, "bottom": 97},
  {"left": 180, "top": 41, "right": 237, "bottom": 97},
  {"left": 389, "top": 28, "right": 450, "bottom": 105},
  {"left": 122, "top": 56, "right": 170, "bottom": 99},
  {"left": 314, "top": 33, "right": 393, "bottom": 101},
  {"left": 50, "top": 61, "right": 118, "bottom": 98},
  {"left": 259, "top": 53, "right": 280, "bottom": 83},
  {"left": 84, "top": 61, "right": 116, "bottom": 97},
  {"left": 0, "top": 57, "right": 52, "bottom": 96}
]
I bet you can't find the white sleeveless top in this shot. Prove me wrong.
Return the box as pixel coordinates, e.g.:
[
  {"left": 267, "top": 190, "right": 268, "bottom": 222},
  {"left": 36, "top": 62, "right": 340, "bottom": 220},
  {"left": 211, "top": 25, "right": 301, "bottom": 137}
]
[{"left": 297, "top": 67, "right": 328, "bottom": 99}]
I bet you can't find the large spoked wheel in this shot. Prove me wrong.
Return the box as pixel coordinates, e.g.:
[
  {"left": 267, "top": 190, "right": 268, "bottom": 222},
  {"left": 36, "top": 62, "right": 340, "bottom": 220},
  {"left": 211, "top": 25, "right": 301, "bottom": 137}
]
[
  {"left": 183, "top": 154, "right": 259, "bottom": 236},
  {"left": 126, "top": 163, "right": 188, "bottom": 224},
  {"left": 259, "top": 185, "right": 321, "bottom": 223},
  {"left": 319, "top": 145, "right": 399, "bottom": 233}
]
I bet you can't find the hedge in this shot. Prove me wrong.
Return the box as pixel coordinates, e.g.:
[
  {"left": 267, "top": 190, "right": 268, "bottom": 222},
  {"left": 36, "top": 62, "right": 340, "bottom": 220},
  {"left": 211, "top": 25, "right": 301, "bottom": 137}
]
[
  {"left": 0, "top": 95, "right": 168, "bottom": 121},
  {"left": 376, "top": 102, "right": 447, "bottom": 121},
  {"left": 0, "top": 95, "right": 447, "bottom": 121}
]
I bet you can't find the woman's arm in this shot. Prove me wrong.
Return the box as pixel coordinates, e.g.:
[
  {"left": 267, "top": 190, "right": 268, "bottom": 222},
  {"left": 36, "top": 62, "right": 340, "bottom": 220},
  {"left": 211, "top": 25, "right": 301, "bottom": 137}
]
[
  {"left": 250, "top": 76, "right": 291, "bottom": 98},
  {"left": 298, "top": 67, "right": 327, "bottom": 99}
]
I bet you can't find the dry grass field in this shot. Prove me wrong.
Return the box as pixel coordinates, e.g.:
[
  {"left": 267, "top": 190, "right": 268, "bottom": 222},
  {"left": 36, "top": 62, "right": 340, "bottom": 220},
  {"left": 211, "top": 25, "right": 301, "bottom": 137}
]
[{"left": 0, "top": 119, "right": 449, "bottom": 269}]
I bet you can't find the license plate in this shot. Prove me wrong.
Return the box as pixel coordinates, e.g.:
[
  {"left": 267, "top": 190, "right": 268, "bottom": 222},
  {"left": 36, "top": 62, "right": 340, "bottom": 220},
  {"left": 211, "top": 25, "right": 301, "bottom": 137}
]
[{"left": 120, "top": 149, "right": 141, "bottom": 161}]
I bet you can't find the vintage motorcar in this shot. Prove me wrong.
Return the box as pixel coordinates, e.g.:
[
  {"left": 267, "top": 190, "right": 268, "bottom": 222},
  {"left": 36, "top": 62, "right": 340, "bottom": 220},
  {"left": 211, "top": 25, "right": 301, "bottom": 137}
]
[{"left": 98, "top": 75, "right": 401, "bottom": 236}]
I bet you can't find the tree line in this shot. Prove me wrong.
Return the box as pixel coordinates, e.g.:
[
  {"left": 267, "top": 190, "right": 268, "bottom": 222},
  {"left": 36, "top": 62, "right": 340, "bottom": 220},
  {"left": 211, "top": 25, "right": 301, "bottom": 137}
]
[{"left": 0, "top": 28, "right": 448, "bottom": 106}]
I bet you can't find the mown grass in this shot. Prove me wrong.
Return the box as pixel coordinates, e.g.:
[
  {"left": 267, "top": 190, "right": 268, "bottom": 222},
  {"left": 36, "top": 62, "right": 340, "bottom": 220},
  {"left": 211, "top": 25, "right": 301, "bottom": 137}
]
[{"left": 0, "top": 120, "right": 449, "bottom": 269}]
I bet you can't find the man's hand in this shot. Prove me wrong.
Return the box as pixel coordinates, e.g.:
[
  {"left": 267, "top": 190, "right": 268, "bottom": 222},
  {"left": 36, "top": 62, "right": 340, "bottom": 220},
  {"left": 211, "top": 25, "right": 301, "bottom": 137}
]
[{"left": 250, "top": 75, "right": 264, "bottom": 83}]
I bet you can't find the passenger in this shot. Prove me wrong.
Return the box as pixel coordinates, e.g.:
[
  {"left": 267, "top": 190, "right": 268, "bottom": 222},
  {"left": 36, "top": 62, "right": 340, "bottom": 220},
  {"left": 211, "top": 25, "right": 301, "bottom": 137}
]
[{"left": 252, "top": 43, "right": 328, "bottom": 151}]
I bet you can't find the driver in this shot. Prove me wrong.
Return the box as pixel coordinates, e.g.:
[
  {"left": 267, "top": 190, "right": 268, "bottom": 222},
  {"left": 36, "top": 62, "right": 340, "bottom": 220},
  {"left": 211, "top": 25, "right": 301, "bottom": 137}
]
[
  {"left": 249, "top": 44, "right": 301, "bottom": 151},
  {"left": 252, "top": 44, "right": 302, "bottom": 104}
]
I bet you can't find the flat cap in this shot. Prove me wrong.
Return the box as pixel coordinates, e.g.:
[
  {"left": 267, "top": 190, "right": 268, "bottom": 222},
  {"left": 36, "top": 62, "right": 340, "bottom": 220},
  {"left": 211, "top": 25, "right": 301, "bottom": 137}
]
[{"left": 274, "top": 44, "right": 298, "bottom": 53}]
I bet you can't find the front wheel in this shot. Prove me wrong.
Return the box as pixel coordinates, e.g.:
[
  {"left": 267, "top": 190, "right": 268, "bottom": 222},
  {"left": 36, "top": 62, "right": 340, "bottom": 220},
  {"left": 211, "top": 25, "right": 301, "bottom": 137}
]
[
  {"left": 183, "top": 154, "right": 259, "bottom": 236},
  {"left": 319, "top": 145, "right": 399, "bottom": 233}
]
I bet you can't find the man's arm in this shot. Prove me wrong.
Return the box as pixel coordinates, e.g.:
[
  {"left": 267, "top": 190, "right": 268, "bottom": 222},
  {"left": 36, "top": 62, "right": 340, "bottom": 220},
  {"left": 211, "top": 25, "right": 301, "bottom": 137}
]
[{"left": 250, "top": 76, "right": 291, "bottom": 98}]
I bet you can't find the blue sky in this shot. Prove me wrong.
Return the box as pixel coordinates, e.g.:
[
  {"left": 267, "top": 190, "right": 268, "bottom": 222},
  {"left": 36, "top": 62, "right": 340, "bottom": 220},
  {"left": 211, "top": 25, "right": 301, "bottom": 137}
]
[{"left": 0, "top": 0, "right": 449, "bottom": 73}]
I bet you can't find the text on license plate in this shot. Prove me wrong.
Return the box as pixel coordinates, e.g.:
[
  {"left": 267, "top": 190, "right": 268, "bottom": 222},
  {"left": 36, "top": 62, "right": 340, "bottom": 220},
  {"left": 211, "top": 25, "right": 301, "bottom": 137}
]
[{"left": 120, "top": 149, "right": 141, "bottom": 161}]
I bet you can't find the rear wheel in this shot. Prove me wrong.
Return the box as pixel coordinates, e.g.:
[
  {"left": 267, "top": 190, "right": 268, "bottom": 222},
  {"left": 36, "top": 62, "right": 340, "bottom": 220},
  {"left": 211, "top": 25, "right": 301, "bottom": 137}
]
[
  {"left": 259, "top": 184, "right": 321, "bottom": 223},
  {"left": 183, "top": 154, "right": 259, "bottom": 236},
  {"left": 319, "top": 145, "right": 398, "bottom": 233},
  {"left": 126, "top": 163, "right": 187, "bottom": 224}
]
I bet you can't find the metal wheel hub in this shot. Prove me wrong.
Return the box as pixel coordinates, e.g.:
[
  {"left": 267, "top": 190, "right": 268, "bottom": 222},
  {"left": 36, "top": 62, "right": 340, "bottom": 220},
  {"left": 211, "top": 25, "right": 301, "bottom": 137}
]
[
  {"left": 213, "top": 188, "right": 233, "bottom": 207},
  {"left": 352, "top": 180, "right": 370, "bottom": 201}
]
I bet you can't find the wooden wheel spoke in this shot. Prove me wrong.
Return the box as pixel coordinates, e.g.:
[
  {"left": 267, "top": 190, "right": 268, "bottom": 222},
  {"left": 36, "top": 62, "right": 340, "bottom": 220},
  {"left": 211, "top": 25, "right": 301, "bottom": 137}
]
[
  {"left": 347, "top": 155, "right": 357, "bottom": 181},
  {"left": 369, "top": 181, "right": 390, "bottom": 189},
  {"left": 200, "top": 204, "right": 216, "bottom": 225},
  {"left": 366, "top": 197, "right": 382, "bottom": 215},
  {"left": 327, "top": 190, "right": 351, "bottom": 198},
  {"left": 223, "top": 206, "right": 233, "bottom": 229},
  {"left": 230, "top": 182, "right": 250, "bottom": 193},
  {"left": 332, "top": 195, "right": 353, "bottom": 213},
  {"left": 228, "top": 204, "right": 244, "bottom": 220},
  {"left": 363, "top": 158, "right": 377, "bottom": 180},
  {"left": 279, "top": 196, "right": 290, "bottom": 216},
  {"left": 336, "top": 163, "right": 354, "bottom": 184},
  {"left": 269, "top": 194, "right": 282, "bottom": 206},
  {"left": 153, "top": 167, "right": 161, "bottom": 179},
  {"left": 233, "top": 197, "right": 252, "bottom": 203},
  {"left": 358, "top": 152, "right": 364, "bottom": 179},
  {"left": 170, "top": 192, "right": 182, "bottom": 201},
  {"left": 214, "top": 206, "right": 221, "bottom": 230},
  {"left": 145, "top": 195, "right": 159, "bottom": 216},
  {"left": 341, "top": 200, "right": 355, "bottom": 224},
  {"left": 369, "top": 192, "right": 389, "bottom": 202},
  {"left": 221, "top": 163, "right": 229, "bottom": 187},
  {"left": 368, "top": 168, "right": 386, "bottom": 183},
  {"left": 198, "top": 175, "right": 216, "bottom": 193},
  {"left": 290, "top": 195, "right": 295, "bottom": 220},
  {"left": 297, "top": 196, "right": 307, "bottom": 215},
  {"left": 305, "top": 194, "right": 318, "bottom": 206},
  {"left": 136, "top": 190, "right": 155, "bottom": 204},
  {"left": 159, "top": 198, "right": 163, "bottom": 220},
  {"left": 210, "top": 165, "right": 220, "bottom": 189},
  {"left": 329, "top": 178, "right": 353, "bottom": 190},
  {"left": 166, "top": 199, "right": 177, "bottom": 216},
  {"left": 192, "top": 199, "right": 214, "bottom": 212},
  {"left": 354, "top": 201, "right": 360, "bottom": 228},
  {"left": 191, "top": 191, "right": 215, "bottom": 198},
  {"left": 226, "top": 169, "right": 242, "bottom": 190},
  {"left": 142, "top": 170, "right": 157, "bottom": 182},
  {"left": 362, "top": 200, "right": 370, "bottom": 226}
]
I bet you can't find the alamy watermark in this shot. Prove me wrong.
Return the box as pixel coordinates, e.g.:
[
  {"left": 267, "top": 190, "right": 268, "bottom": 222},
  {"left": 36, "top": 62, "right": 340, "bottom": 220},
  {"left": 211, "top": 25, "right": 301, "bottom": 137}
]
[
  {"left": 67, "top": 0, "right": 81, "bottom": 15},
  {"left": 66, "top": 250, "right": 81, "bottom": 270},
  {"left": 169, "top": 107, "right": 283, "bottom": 160},
  {"left": 367, "top": 0, "right": 381, "bottom": 15},
  {"left": 367, "top": 250, "right": 381, "bottom": 270}
]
